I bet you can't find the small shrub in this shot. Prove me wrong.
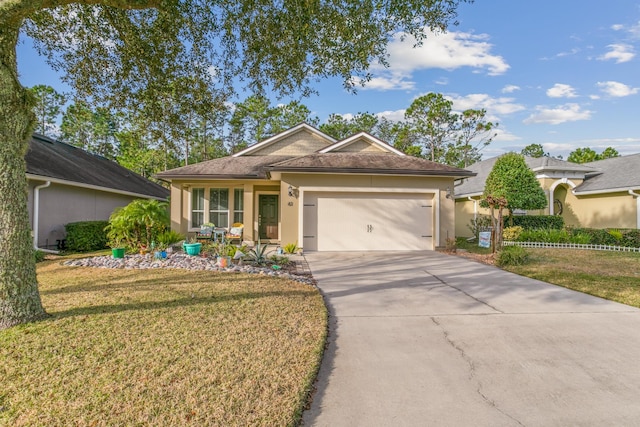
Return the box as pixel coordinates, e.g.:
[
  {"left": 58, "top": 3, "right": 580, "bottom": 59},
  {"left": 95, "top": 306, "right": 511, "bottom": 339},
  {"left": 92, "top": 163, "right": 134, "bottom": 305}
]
[
  {"left": 282, "top": 242, "right": 299, "bottom": 254},
  {"left": 248, "top": 240, "right": 273, "bottom": 265},
  {"left": 496, "top": 245, "right": 530, "bottom": 267},
  {"left": 467, "top": 215, "right": 493, "bottom": 239},
  {"left": 502, "top": 226, "right": 523, "bottom": 241},
  {"left": 518, "top": 228, "right": 570, "bottom": 243},
  {"left": 269, "top": 255, "right": 290, "bottom": 265},
  {"left": 571, "top": 228, "right": 620, "bottom": 246},
  {"left": 621, "top": 229, "right": 640, "bottom": 248},
  {"left": 608, "top": 229, "right": 623, "bottom": 241},
  {"left": 156, "top": 230, "right": 185, "bottom": 246},
  {"left": 445, "top": 237, "right": 457, "bottom": 252},
  {"left": 34, "top": 250, "right": 46, "bottom": 263},
  {"left": 571, "top": 232, "right": 592, "bottom": 244},
  {"left": 105, "top": 199, "right": 169, "bottom": 250},
  {"left": 65, "top": 220, "right": 109, "bottom": 252}
]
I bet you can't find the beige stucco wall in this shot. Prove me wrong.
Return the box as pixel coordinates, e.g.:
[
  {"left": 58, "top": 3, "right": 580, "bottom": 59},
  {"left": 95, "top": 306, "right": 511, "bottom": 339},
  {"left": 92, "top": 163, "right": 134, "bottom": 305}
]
[
  {"left": 171, "top": 179, "right": 283, "bottom": 242},
  {"left": 28, "top": 180, "right": 143, "bottom": 249},
  {"left": 171, "top": 174, "right": 458, "bottom": 249},
  {"left": 247, "top": 130, "right": 332, "bottom": 156},
  {"left": 556, "top": 186, "right": 637, "bottom": 229},
  {"left": 454, "top": 197, "right": 493, "bottom": 238},
  {"left": 454, "top": 183, "right": 639, "bottom": 236},
  {"left": 333, "top": 139, "right": 387, "bottom": 153},
  {"left": 280, "top": 173, "right": 456, "bottom": 249}
]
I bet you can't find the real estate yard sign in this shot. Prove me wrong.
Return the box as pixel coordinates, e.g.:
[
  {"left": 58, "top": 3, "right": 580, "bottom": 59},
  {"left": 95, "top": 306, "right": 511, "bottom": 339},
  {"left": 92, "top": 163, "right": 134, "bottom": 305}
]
[{"left": 478, "top": 231, "right": 491, "bottom": 248}]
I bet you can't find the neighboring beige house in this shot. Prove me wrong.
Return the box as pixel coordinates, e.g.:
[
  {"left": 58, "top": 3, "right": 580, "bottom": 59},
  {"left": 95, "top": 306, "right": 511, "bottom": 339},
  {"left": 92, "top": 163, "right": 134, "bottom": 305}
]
[
  {"left": 454, "top": 154, "right": 640, "bottom": 237},
  {"left": 156, "top": 123, "right": 474, "bottom": 251},
  {"left": 26, "top": 134, "right": 169, "bottom": 250}
]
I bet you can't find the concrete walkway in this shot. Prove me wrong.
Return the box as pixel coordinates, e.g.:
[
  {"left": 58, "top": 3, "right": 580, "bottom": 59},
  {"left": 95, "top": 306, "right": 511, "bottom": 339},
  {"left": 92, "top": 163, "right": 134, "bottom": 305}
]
[{"left": 301, "top": 251, "right": 640, "bottom": 426}]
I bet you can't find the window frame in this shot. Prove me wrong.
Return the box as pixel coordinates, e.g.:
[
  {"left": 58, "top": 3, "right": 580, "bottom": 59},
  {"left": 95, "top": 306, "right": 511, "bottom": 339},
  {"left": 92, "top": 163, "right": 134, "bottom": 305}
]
[
  {"left": 190, "top": 187, "right": 205, "bottom": 229},
  {"left": 233, "top": 188, "right": 244, "bottom": 224},
  {"left": 208, "top": 188, "right": 230, "bottom": 228},
  {"left": 189, "top": 186, "right": 245, "bottom": 231}
]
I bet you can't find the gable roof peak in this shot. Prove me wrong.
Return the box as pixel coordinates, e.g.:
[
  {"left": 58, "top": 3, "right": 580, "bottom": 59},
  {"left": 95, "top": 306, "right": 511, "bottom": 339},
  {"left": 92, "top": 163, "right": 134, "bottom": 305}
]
[
  {"left": 232, "top": 122, "right": 336, "bottom": 157},
  {"left": 320, "top": 131, "right": 405, "bottom": 156}
]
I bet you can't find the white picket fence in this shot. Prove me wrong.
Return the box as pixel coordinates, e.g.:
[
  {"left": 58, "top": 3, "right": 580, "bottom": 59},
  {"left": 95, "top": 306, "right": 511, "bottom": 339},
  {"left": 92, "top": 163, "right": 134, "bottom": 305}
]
[{"left": 503, "top": 240, "right": 640, "bottom": 253}]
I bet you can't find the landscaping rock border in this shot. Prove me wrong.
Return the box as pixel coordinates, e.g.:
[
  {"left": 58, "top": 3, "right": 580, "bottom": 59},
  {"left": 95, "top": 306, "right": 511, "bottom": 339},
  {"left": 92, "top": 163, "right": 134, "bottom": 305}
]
[{"left": 63, "top": 253, "right": 316, "bottom": 286}]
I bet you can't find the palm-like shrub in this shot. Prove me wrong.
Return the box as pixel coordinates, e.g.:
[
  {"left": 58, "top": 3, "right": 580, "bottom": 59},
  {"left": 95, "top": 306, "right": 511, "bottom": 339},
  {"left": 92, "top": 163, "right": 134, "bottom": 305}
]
[{"left": 105, "top": 199, "right": 169, "bottom": 249}]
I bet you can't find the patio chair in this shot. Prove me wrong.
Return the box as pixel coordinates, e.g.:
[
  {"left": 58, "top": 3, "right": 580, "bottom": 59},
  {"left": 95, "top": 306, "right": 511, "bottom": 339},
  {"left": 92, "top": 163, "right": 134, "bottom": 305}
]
[
  {"left": 195, "top": 223, "right": 215, "bottom": 241},
  {"left": 226, "top": 222, "right": 244, "bottom": 244}
]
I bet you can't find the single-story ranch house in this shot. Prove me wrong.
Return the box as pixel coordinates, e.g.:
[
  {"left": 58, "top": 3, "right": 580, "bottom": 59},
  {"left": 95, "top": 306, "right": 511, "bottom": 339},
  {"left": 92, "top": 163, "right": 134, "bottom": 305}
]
[
  {"left": 156, "top": 123, "right": 475, "bottom": 251},
  {"left": 454, "top": 154, "right": 640, "bottom": 237},
  {"left": 27, "top": 133, "right": 169, "bottom": 250}
]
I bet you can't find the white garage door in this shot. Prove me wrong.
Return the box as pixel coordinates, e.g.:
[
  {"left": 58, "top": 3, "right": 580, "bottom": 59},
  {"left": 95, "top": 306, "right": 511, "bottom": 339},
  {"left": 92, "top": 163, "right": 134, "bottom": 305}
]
[{"left": 303, "top": 192, "right": 433, "bottom": 251}]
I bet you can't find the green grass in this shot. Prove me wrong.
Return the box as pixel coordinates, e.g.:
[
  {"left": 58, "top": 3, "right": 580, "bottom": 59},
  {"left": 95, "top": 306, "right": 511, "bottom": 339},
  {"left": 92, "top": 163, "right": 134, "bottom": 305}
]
[
  {"left": 0, "top": 257, "right": 327, "bottom": 426},
  {"left": 502, "top": 249, "right": 640, "bottom": 308},
  {"left": 455, "top": 237, "right": 493, "bottom": 255}
]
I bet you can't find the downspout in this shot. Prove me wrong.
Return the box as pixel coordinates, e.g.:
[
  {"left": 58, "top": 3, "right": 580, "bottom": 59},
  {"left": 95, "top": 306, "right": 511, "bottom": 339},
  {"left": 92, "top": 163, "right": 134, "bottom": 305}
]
[
  {"left": 629, "top": 190, "right": 640, "bottom": 229},
  {"left": 33, "top": 181, "right": 59, "bottom": 254}
]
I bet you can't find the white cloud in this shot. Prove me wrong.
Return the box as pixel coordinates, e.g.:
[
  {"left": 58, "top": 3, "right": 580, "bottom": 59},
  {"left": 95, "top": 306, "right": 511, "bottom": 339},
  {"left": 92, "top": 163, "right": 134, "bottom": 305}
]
[
  {"left": 375, "top": 109, "right": 406, "bottom": 122},
  {"left": 598, "top": 44, "right": 635, "bottom": 63},
  {"left": 501, "top": 85, "right": 520, "bottom": 93},
  {"left": 546, "top": 83, "right": 578, "bottom": 98},
  {"left": 352, "top": 74, "right": 415, "bottom": 91},
  {"left": 435, "top": 77, "right": 449, "bottom": 85},
  {"left": 630, "top": 21, "right": 640, "bottom": 38},
  {"left": 357, "top": 29, "right": 509, "bottom": 91},
  {"left": 492, "top": 127, "right": 520, "bottom": 142},
  {"left": 446, "top": 93, "right": 526, "bottom": 115},
  {"left": 596, "top": 81, "right": 639, "bottom": 97},
  {"left": 555, "top": 47, "right": 580, "bottom": 58},
  {"left": 523, "top": 103, "right": 593, "bottom": 125},
  {"left": 386, "top": 30, "right": 510, "bottom": 75}
]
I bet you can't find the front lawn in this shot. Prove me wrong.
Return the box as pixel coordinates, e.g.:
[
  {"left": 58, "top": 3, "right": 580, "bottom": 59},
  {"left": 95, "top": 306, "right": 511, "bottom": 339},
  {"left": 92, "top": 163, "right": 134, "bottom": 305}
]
[
  {"left": 0, "top": 258, "right": 327, "bottom": 426},
  {"left": 500, "top": 249, "right": 640, "bottom": 308}
]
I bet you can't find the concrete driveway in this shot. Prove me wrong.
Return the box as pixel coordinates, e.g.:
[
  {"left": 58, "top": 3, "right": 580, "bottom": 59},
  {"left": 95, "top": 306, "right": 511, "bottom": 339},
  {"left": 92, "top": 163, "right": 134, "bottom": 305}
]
[{"left": 301, "top": 251, "right": 640, "bottom": 426}]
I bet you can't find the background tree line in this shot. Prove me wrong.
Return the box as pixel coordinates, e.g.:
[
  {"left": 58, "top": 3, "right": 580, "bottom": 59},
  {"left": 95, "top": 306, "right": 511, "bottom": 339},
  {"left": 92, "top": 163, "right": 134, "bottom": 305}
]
[
  {"left": 29, "top": 86, "right": 501, "bottom": 176},
  {"left": 31, "top": 84, "right": 620, "bottom": 179}
]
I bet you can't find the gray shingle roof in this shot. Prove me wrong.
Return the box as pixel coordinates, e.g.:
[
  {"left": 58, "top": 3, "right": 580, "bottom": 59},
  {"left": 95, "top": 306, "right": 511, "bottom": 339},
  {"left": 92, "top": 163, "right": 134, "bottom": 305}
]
[
  {"left": 576, "top": 154, "right": 640, "bottom": 193},
  {"left": 454, "top": 155, "right": 597, "bottom": 197},
  {"left": 156, "top": 155, "right": 295, "bottom": 179},
  {"left": 26, "top": 134, "right": 169, "bottom": 199},
  {"left": 268, "top": 153, "right": 475, "bottom": 177},
  {"left": 156, "top": 152, "right": 475, "bottom": 179}
]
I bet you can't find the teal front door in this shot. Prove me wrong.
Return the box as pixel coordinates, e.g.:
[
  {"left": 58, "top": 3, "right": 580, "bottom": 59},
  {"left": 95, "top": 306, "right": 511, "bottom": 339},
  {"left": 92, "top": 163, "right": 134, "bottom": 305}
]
[{"left": 259, "top": 195, "right": 279, "bottom": 239}]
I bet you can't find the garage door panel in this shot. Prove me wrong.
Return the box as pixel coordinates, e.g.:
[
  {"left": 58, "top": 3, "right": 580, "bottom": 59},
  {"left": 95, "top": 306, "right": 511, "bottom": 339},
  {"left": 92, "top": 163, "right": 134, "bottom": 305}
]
[
  {"left": 304, "top": 192, "right": 433, "bottom": 251},
  {"left": 303, "top": 194, "right": 319, "bottom": 251}
]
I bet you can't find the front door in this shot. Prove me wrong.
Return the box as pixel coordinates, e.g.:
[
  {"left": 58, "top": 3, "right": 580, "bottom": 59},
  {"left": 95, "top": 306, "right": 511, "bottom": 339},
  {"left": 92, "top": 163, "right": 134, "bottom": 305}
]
[{"left": 259, "top": 195, "right": 279, "bottom": 240}]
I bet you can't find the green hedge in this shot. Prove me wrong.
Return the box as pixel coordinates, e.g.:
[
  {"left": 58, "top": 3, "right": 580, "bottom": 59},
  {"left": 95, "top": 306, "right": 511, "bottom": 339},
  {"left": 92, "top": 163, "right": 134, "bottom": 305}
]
[
  {"left": 65, "top": 221, "right": 109, "bottom": 252},
  {"left": 570, "top": 228, "right": 640, "bottom": 248},
  {"left": 514, "top": 227, "right": 640, "bottom": 248},
  {"left": 506, "top": 215, "right": 564, "bottom": 230}
]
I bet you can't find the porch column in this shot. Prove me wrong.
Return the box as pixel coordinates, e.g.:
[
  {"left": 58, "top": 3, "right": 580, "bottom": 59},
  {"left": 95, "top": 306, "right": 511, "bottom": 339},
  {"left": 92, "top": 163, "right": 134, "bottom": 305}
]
[{"left": 243, "top": 183, "right": 254, "bottom": 242}]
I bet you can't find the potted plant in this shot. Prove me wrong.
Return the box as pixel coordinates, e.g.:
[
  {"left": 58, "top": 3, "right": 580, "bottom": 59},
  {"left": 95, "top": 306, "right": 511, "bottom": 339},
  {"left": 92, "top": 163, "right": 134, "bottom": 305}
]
[
  {"left": 109, "top": 238, "right": 126, "bottom": 259},
  {"left": 183, "top": 237, "right": 202, "bottom": 256},
  {"left": 154, "top": 242, "right": 168, "bottom": 259}
]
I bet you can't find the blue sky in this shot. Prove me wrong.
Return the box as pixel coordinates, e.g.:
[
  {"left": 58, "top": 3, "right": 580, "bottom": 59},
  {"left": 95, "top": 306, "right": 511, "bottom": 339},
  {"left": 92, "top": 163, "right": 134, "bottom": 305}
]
[{"left": 16, "top": 0, "right": 640, "bottom": 159}]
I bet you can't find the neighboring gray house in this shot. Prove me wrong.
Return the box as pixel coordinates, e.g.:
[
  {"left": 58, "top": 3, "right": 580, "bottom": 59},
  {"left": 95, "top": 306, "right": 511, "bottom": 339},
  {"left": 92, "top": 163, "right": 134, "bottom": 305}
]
[{"left": 26, "top": 133, "right": 169, "bottom": 250}]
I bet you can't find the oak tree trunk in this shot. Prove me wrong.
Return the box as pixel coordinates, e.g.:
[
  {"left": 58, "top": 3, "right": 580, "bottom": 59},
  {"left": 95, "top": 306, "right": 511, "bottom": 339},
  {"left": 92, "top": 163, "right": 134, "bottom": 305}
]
[{"left": 0, "top": 20, "right": 47, "bottom": 329}]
